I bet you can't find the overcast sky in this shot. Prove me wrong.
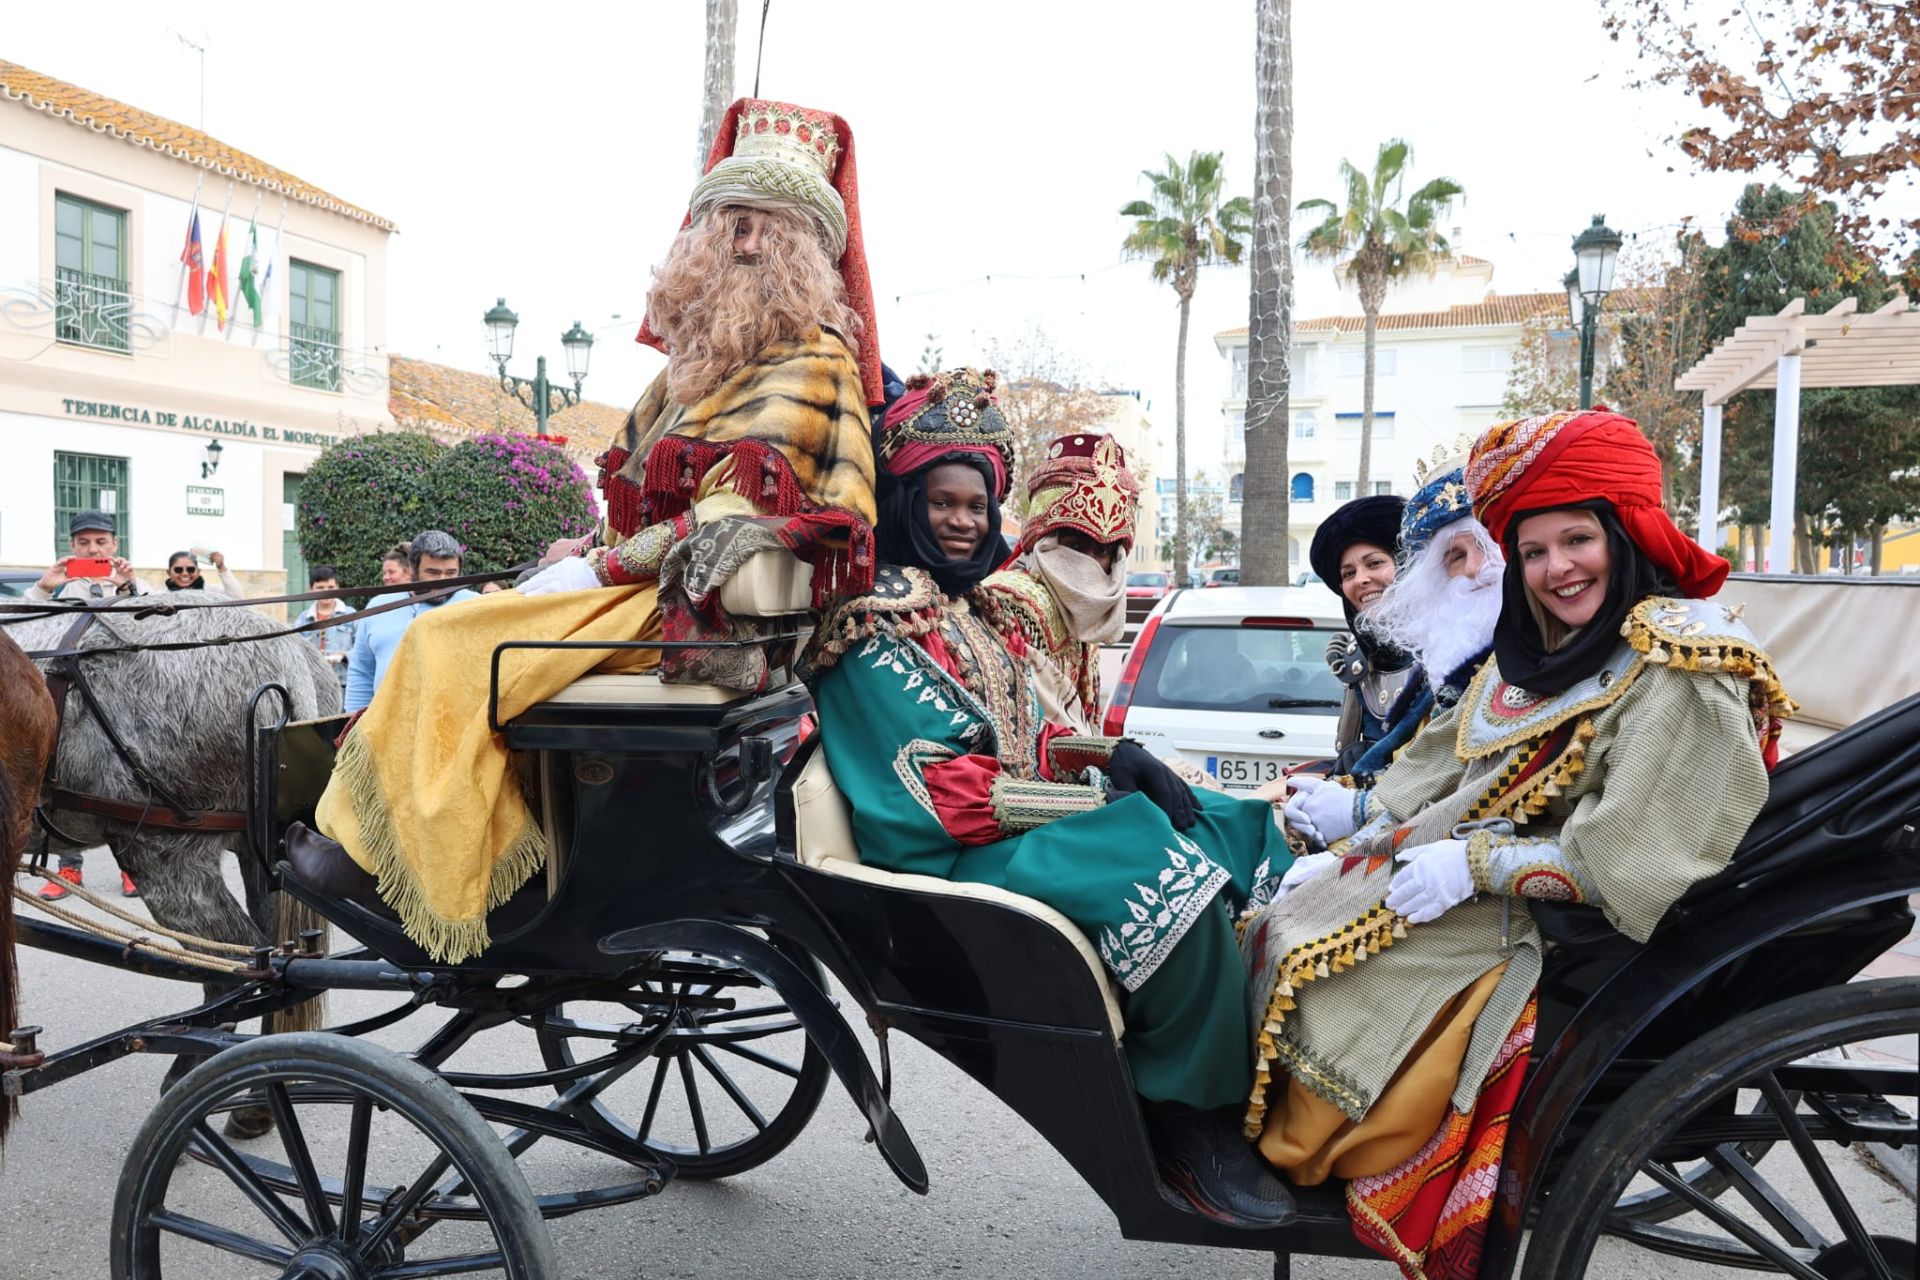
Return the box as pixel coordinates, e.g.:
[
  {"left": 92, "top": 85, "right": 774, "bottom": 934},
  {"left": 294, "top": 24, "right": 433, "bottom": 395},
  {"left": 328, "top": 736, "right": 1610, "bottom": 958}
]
[{"left": 5, "top": 0, "right": 1847, "bottom": 478}]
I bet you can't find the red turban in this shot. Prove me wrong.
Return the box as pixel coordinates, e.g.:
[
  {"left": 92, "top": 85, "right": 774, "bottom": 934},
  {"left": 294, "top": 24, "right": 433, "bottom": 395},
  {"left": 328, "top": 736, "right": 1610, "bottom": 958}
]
[{"left": 1467, "top": 408, "right": 1729, "bottom": 599}]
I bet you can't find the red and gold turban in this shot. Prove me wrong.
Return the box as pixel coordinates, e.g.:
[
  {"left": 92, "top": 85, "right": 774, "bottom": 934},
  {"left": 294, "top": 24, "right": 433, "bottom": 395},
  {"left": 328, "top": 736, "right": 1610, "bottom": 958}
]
[
  {"left": 1021, "top": 433, "right": 1141, "bottom": 552},
  {"left": 1467, "top": 408, "right": 1728, "bottom": 598}
]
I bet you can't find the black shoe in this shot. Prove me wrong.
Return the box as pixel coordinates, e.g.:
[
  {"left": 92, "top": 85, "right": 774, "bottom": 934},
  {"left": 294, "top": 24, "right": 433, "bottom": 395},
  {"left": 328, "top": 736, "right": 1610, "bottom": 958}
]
[{"left": 1147, "top": 1102, "right": 1297, "bottom": 1229}]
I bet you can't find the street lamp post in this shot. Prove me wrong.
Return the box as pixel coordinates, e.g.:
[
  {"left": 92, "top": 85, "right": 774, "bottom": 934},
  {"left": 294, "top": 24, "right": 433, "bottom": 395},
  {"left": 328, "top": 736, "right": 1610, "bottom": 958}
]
[
  {"left": 1568, "top": 216, "right": 1623, "bottom": 410},
  {"left": 482, "top": 298, "right": 595, "bottom": 438}
]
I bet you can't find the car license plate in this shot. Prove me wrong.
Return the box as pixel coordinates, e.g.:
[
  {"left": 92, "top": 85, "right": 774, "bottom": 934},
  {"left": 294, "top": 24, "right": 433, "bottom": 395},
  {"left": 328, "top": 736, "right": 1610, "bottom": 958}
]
[{"left": 1207, "top": 755, "right": 1283, "bottom": 788}]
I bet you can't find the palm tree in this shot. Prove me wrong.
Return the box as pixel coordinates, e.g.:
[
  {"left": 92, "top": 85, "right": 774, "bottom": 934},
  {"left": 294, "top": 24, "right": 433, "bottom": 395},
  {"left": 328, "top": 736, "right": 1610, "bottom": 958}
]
[
  {"left": 1122, "top": 152, "right": 1252, "bottom": 584},
  {"left": 1241, "top": 0, "right": 1293, "bottom": 587},
  {"left": 695, "top": 0, "right": 737, "bottom": 171},
  {"left": 1298, "top": 141, "right": 1462, "bottom": 489}
]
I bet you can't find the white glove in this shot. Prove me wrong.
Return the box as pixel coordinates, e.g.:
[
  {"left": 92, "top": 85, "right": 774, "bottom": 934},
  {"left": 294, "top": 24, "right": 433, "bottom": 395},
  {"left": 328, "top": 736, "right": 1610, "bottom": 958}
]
[
  {"left": 516, "top": 555, "right": 601, "bottom": 596},
  {"left": 1383, "top": 839, "right": 1473, "bottom": 924},
  {"left": 1283, "top": 775, "right": 1360, "bottom": 847},
  {"left": 1274, "top": 851, "right": 1338, "bottom": 902}
]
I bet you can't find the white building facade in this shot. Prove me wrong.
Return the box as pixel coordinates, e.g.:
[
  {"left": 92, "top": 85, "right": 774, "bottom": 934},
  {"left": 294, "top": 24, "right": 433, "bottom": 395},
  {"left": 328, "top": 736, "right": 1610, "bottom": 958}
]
[
  {"left": 0, "top": 60, "right": 395, "bottom": 593},
  {"left": 1215, "top": 257, "right": 1562, "bottom": 577}
]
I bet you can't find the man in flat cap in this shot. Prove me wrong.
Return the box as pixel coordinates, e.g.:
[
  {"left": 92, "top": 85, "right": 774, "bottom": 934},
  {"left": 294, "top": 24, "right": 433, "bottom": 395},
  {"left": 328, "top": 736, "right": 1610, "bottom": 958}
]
[{"left": 27, "top": 510, "right": 152, "bottom": 604}]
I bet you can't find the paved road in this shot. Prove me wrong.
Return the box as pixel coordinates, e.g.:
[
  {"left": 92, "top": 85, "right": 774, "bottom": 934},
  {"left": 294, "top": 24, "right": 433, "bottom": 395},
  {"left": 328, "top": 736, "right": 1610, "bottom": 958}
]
[{"left": 3, "top": 852, "right": 1912, "bottom": 1279}]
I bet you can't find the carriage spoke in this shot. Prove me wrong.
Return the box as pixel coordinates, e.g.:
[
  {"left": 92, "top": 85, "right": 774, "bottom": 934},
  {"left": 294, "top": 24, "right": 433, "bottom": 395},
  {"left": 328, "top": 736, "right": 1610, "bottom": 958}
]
[
  {"left": 1640, "top": 1160, "right": 1826, "bottom": 1280},
  {"left": 636, "top": 1057, "right": 672, "bottom": 1143},
  {"left": 1758, "top": 1072, "right": 1897, "bottom": 1280},
  {"left": 147, "top": 1208, "right": 296, "bottom": 1267},
  {"left": 712, "top": 1038, "right": 803, "bottom": 1079},
  {"left": 264, "top": 1082, "right": 337, "bottom": 1238},
  {"left": 188, "top": 1121, "right": 312, "bottom": 1246},
  {"left": 356, "top": 1151, "right": 454, "bottom": 1259},
  {"left": 559, "top": 1034, "right": 654, "bottom": 1110},
  {"left": 678, "top": 1050, "right": 712, "bottom": 1154},
  {"left": 693, "top": 1002, "right": 793, "bottom": 1026},
  {"left": 337, "top": 1097, "right": 373, "bottom": 1245},
  {"left": 691, "top": 1044, "right": 769, "bottom": 1132},
  {"left": 370, "top": 1249, "right": 511, "bottom": 1278},
  {"left": 1705, "top": 1145, "right": 1829, "bottom": 1249}
]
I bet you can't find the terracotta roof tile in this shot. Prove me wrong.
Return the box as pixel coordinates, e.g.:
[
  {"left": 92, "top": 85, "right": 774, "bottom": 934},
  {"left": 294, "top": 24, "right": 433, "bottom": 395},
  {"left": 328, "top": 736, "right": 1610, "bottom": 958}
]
[
  {"left": 1217, "top": 290, "right": 1574, "bottom": 340},
  {"left": 0, "top": 59, "right": 394, "bottom": 231},
  {"left": 388, "top": 355, "right": 631, "bottom": 465}
]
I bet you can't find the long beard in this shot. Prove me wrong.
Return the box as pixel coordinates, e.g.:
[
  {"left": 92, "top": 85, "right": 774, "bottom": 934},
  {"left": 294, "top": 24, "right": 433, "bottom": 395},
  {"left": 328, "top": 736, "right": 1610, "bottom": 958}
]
[
  {"left": 654, "top": 261, "right": 786, "bottom": 404},
  {"left": 1413, "top": 572, "right": 1503, "bottom": 686}
]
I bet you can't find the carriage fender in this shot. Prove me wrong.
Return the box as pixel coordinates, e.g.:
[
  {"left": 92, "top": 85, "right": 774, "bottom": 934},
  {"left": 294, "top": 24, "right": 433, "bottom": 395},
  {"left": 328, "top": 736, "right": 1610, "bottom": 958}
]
[
  {"left": 596, "top": 918, "right": 930, "bottom": 1195},
  {"left": 1482, "top": 853, "right": 1919, "bottom": 1278}
]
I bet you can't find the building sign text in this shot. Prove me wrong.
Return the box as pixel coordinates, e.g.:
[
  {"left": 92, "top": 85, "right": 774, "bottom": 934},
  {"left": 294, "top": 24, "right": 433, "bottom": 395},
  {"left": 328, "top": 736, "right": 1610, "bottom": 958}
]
[
  {"left": 59, "top": 399, "right": 340, "bottom": 448},
  {"left": 186, "top": 485, "right": 224, "bottom": 516}
]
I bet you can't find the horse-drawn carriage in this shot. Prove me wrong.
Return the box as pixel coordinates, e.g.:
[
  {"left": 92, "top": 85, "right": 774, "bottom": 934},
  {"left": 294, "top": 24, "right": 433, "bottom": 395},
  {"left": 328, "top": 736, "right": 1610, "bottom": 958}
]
[{"left": 4, "top": 566, "right": 1917, "bottom": 1279}]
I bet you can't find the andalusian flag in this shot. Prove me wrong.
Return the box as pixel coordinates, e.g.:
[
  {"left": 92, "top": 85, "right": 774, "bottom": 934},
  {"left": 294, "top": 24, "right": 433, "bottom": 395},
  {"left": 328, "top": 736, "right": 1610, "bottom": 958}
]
[
  {"left": 238, "top": 222, "right": 263, "bottom": 327},
  {"left": 207, "top": 217, "right": 232, "bottom": 330},
  {"left": 180, "top": 211, "right": 206, "bottom": 316}
]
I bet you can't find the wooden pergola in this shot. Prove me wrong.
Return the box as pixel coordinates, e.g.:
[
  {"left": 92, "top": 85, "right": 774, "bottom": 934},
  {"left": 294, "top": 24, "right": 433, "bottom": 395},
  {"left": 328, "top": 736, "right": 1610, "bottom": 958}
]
[{"left": 1676, "top": 295, "right": 1920, "bottom": 572}]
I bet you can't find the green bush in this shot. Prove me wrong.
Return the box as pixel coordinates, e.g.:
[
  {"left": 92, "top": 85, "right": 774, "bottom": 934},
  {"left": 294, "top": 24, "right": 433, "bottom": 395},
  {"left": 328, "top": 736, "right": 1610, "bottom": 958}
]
[
  {"left": 296, "top": 430, "right": 600, "bottom": 589},
  {"left": 434, "top": 434, "right": 600, "bottom": 575},
  {"left": 296, "top": 431, "right": 448, "bottom": 590}
]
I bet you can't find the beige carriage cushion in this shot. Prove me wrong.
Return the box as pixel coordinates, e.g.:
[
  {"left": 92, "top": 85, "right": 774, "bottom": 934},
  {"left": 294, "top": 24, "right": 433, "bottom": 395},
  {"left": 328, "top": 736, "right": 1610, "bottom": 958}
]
[
  {"left": 719, "top": 550, "right": 814, "bottom": 617},
  {"left": 791, "top": 746, "right": 1125, "bottom": 1038},
  {"left": 546, "top": 672, "right": 755, "bottom": 706}
]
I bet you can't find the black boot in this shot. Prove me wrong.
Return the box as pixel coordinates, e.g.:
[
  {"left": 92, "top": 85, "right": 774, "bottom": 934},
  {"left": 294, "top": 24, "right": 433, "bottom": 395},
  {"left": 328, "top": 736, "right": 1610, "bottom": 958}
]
[{"left": 1145, "top": 1100, "right": 1297, "bottom": 1229}]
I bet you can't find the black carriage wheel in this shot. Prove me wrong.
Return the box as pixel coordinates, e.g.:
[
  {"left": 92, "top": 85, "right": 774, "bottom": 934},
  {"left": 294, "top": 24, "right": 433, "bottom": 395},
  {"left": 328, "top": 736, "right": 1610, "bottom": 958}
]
[
  {"left": 1606, "top": 1091, "right": 1786, "bottom": 1224},
  {"left": 1522, "top": 978, "right": 1919, "bottom": 1280},
  {"left": 112, "top": 1032, "right": 557, "bottom": 1280},
  {"left": 534, "top": 941, "right": 831, "bottom": 1180}
]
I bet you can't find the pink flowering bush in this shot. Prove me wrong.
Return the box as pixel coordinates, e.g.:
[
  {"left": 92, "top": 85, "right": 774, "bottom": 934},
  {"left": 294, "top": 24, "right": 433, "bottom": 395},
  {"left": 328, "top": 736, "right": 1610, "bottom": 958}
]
[{"left": 434, "top": 433, "right": 600, "bottom": 576}]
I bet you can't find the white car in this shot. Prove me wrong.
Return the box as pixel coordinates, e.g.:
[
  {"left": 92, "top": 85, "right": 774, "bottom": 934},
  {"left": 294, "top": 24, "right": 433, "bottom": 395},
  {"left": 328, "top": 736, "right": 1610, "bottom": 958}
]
[{"left": 1102, "top": 584, "right": 1349, "bottom": 791}]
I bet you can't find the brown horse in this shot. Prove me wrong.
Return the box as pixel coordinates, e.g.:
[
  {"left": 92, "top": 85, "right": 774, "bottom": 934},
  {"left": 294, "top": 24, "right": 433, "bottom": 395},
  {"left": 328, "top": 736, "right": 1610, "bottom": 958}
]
[{"left": 0, "top": 626, "right": 58, "bottom": 1146}]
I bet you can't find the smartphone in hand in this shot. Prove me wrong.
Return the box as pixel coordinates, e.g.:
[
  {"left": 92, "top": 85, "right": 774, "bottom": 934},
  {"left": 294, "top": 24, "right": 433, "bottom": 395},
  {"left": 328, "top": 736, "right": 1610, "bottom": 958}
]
[{"left": 65, "top": 556, "right": 115, "bottom": 579}]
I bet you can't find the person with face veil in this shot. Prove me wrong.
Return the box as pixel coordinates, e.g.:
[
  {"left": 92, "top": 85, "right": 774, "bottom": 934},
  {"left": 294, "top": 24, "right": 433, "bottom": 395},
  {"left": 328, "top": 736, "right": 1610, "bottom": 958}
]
[
  {"left": 1234, "top": 408, "right": 1794, "bottom": 1277},
  {"left": 802, "top": 369, "right": 1300, "bottom": 1228}
]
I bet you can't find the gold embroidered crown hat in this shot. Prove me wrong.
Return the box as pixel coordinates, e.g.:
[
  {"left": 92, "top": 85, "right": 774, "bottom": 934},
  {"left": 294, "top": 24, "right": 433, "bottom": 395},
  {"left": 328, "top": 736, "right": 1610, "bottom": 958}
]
[
  {"left": 1022, "top": 433, "right": 1142, "bottom": 552},
  {"left": 688, "top": 98, "right": 848, "bottom": 256},
  {"left": 878, "top": 368, "right": 1015, "bottom": 499},
  {"left": 1400, "top": 434, "right": 1478, "bottom": 558}
]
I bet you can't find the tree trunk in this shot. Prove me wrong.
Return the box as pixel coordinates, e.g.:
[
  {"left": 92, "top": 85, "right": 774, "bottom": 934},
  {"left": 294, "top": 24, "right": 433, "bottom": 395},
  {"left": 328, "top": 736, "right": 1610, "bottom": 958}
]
[
  {"left": 1358, "top": 303, "right": 1378, "bottom": 492},
  {"left": 1793, "top": 512, "right": 1814, "bottom": 575},
  {"left": 1240, "top": 0, "right": 1293, "bottom": 588},
  {"left": 696, "top": 0, "right": 738, "bottom": 173},
  {"left": 1174, "top": 286, "right": 1192, "bottom": 586},
  {"left": 1871, "top": 525, "right": 1885, "bottom": 575}
]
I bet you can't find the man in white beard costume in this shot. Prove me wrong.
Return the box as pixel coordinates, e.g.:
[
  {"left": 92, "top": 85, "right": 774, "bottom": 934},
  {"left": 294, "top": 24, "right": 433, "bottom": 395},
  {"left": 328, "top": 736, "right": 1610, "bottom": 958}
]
[
  {"left": 1277, "top": 450, "right": 1506, "bottom": 846},
  {"left": 976, "top": 432, "right": 1141, "bottom": 733}
]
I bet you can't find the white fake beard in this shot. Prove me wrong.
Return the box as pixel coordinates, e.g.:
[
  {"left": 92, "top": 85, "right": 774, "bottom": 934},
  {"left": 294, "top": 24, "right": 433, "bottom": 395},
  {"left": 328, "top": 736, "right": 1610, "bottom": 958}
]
[
  {"left": 1028, "top": 535, "right": 1127, "bottom": 644},
  {"left": 1363, "top": 522, "right": 1504, "bottom": 688},
  {"left": 1415, "top": 571, "right": 1504, "bottom": 687}
]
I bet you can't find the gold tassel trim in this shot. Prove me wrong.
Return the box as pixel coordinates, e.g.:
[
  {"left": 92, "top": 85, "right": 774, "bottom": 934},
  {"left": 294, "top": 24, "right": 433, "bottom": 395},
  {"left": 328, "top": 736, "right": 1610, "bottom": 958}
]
[
  {"left": 1623, "top": 600, "right": 1800, "bottom": 730},
  {"left": 1241, "top": 903, "right": 1406, "bottom": 1138},
  {"left": 332, "top": 727, "right": 547, "bottom": 965},
  {"left": 1503, "top": 718, "right": 1598, "bottom": 825}
]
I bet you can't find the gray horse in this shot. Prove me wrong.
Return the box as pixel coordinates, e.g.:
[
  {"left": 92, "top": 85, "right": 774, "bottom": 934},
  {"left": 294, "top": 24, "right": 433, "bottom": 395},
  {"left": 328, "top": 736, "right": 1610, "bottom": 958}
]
[{"left": 9, "top": 593, "right": 342, "bottom": 1072}]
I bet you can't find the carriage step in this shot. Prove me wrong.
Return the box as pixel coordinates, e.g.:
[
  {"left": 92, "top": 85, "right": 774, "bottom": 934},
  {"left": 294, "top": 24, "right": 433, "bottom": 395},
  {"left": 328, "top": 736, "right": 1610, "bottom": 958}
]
[{"left": 1806, "top": 1091, "right": 1916, "bottom": 1145}]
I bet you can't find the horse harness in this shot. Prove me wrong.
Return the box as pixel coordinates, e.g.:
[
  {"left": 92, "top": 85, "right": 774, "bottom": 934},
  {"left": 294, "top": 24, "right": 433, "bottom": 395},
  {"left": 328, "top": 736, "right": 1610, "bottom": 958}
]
[{"left": 34, "top": 611, "right": 248, "bottom": 839}]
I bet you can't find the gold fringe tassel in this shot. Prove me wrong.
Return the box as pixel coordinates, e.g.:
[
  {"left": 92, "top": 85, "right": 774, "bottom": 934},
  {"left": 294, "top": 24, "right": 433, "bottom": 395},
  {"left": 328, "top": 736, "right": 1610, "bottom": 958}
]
[
  {"left": 331, "top": 727, "right": 546, "bottom": 965},
  {"left": 1241, "top": 903, "right": 1406, "bottom": 1139}
]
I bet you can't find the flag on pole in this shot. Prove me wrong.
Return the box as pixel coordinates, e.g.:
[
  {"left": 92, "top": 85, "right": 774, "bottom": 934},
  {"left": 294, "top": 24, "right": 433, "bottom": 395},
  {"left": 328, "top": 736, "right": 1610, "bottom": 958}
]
[
  {"left": 254, "top": 203, "right": 285, "bottom": 345},
  {"left": 181, "top": 211, "right": 206, "bottom": 316},
  {"left": 207, "top": 217, "right": 232, "bottom": 329},
  {"left": 238, "top": 221, "right": 263, "bottom": 327}
]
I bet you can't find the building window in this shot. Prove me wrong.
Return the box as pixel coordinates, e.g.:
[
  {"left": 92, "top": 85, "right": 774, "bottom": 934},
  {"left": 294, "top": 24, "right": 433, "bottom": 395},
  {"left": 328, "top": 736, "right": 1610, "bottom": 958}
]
[
  {"left": 1334, "top": 481, "right": 1353, "bottom": 502},
  {"left": 54, "top": 193, "right": 129, "bottom": 352},
  {"left": 1290, "top": 472, "right": 1315, "bottom": 503},
  {"left": 1288, "top": 535, "right": 1301, "bottom": 567},
  {"left": 1226, "top": 409, "right": 1246, "bottom": 451},
  {"left": 1230, "top": 473, "right": 1245, "bottom": 503},
  {"left": 289, "top": 260, "right": 342, "bottom": 391},
  {"left": 1374, "top": 480, "right": 1392, "bottom": 496},
  {"left": 1292, "top": 411, "right": 1316, "bottom": 439},
  {"left": 1462, "top": 344, "right": 1512, "bottom": 373},
  {"left": 54, "top": 451, "right": 131, "bottom": 558},
  {"left": 1337, "top": 348, "right": 1396, "bottom": 377},
  {"left": 1229, "top": 345, "right": 1248, "bottom": 399},
  {"left": 1334, "top": 411, "right": 1396, "bottom": 439}
]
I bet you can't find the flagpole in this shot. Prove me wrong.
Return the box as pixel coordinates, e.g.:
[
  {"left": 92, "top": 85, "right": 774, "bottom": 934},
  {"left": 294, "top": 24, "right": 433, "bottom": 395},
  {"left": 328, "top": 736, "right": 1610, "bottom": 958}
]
[
  {"left": 199, "top": 181, "right": 234, "bottom": 336},
  {"left": 170, "top": 170, "right": 205, "bottom": 326},
  {"left": 226, "top": 187, "right": 263, "bottom": 343},
  {"left": 254, "top": 200, "right": 288, "bottom": 349}
]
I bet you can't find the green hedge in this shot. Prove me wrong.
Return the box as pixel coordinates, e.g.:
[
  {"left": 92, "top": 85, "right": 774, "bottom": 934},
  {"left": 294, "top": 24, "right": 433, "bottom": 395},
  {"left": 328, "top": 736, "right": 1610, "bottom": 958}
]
[{"left": 296, "top": 430, "right": 599, "bottom": 589}]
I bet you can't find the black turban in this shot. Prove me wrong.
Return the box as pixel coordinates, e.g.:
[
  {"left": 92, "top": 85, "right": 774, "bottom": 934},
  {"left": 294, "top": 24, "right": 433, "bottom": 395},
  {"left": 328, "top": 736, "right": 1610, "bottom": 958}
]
[{"left": 1309, "top": 494, "right": 1406, "bottom": 590}]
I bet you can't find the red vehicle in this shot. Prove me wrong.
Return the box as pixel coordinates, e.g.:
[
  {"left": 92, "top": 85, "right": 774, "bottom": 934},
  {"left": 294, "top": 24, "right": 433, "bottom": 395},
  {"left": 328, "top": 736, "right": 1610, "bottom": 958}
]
[{"left": 1124, "top": 570, "right": 1172, "bottom": 628}]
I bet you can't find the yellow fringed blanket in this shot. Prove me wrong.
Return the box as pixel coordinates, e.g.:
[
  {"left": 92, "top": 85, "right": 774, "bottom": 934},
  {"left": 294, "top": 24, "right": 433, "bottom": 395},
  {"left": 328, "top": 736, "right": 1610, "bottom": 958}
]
[{"left": 316, "top": 586, "right": 660, "bottom": 963}]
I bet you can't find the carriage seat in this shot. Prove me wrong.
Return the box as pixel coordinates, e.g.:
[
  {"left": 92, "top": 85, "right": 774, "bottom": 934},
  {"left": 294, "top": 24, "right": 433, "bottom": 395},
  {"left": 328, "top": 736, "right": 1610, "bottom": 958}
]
[
  {"left": 788, "top": 746, "right": 1127, "bottom": 1038},
  {"left": 545, "top": 549, "right": 815, "bottom": 707}
]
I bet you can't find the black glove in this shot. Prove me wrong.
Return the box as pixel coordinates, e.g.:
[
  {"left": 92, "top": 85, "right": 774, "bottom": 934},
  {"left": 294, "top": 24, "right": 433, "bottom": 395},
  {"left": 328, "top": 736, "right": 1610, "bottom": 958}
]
[
  {"left": 1325, "top": 631, "right": 1368, "bottom": 686},
  {"left": 1106, "top": 741, "right": 1197, "bottom": 830}
]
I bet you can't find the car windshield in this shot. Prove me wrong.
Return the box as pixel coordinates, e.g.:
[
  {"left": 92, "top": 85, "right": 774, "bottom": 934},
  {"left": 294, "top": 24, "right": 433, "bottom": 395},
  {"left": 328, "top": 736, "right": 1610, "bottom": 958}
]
[
  {"left": 1127, "top": 572, "right": 1168, "bottom": 587},
  {"left": 1131, "top": 622, "right": 1346, "bottom": 715}
]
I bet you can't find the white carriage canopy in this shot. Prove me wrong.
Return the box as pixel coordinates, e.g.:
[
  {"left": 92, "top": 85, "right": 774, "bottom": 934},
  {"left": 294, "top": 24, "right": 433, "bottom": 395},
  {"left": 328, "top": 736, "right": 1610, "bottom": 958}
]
[{"left": 1677, "top": 295, "right": 1920, "bottom": 572}]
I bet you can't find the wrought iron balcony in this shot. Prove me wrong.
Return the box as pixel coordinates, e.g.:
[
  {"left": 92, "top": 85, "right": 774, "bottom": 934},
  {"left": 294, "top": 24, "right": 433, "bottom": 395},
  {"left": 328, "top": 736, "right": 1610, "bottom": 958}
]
[
  {"left": 290, "top": 321, "right": 343, "bottom": 392},
  {"left": 54, "top": 266, "right": 131, "bottom": 352}
]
